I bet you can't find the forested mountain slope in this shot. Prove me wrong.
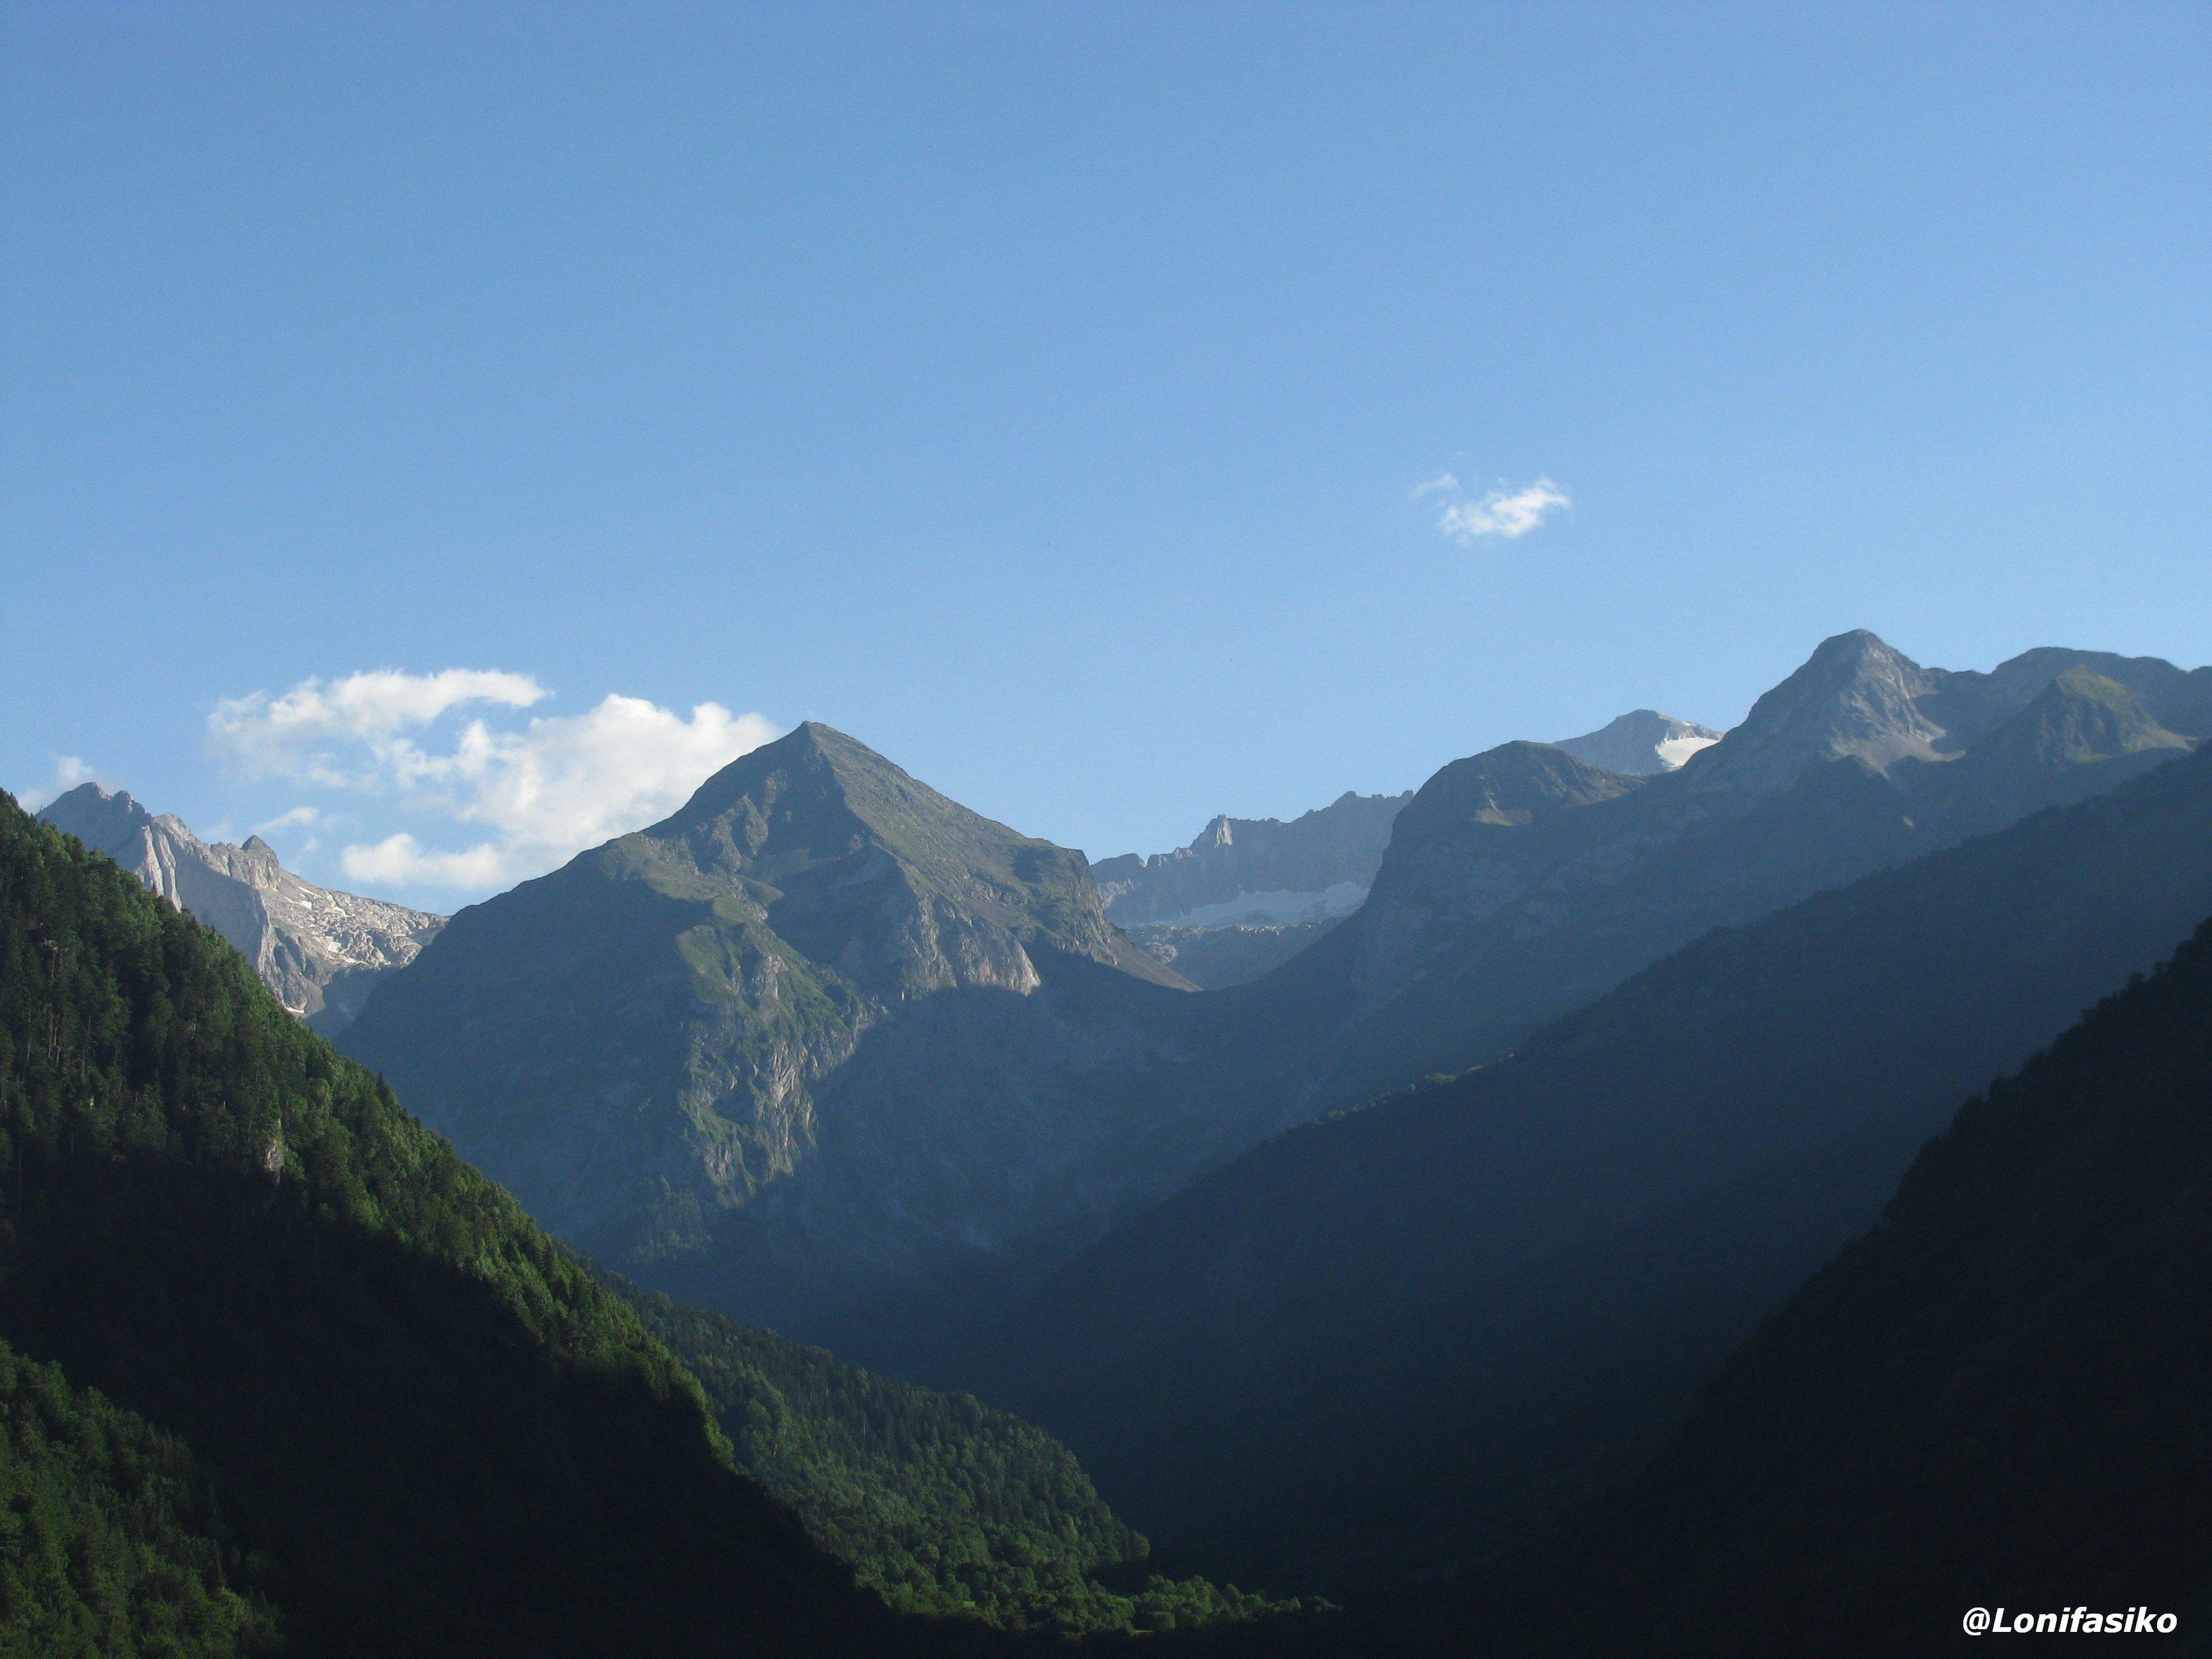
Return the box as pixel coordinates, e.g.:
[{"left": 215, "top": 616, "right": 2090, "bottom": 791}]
[
  {"left": 37, "top": 783, "right": 443, "bottom": 1036},
  {"left": 966, "top": 737, "right": 2212, "bottom": 1598},
  {"left": 0, "top": 1338, "right": 275, "bottom": 1655},
  {"left": 1482, "top": 915, "right": 2212, "bottom": 1656},
  {"left": 619, "top": 1282, "right": 1298, "bottom": 1639},
  {"left": 0, "top": 792, "right": 931, "bottom": 1656}
]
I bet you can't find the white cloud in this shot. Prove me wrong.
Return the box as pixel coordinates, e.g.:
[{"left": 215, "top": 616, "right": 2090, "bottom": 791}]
[
  {"left": 16, "top": 755, "right": 100, "bottom": 811},
  {"left": 1414, "top": 472, "right": 1572, "bottom": 543},
  {"left": 340, "top": 834, "right": 511, "bottom": 890},
  {"left": 209, "top": 670, "right": 779, "bottom": 893},
  {"left": 209, "top": 668, "right": 549, "bottom": 786}
]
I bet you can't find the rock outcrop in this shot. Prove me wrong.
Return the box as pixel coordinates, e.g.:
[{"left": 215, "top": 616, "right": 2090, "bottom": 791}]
[{"left": 37, "top": 783, "right": 443, "bottom": 1033}]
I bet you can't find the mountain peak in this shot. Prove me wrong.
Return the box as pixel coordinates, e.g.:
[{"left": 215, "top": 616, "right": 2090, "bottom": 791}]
[
  {"left": 1966, "top": 666, "right": 2192, "bottom": 775},
  {"left": 660, "top": 721, "right": 900, "bottom": 834},
  {"left": 341, "top": 724, "right": 1197, "bottom": 1309},
  {"left": 1393, "top": 739, "right": 1646, "bottom": 846},
  {"left": 1555, "top": 710, "right": 1723, "bottom": 776},
  {"left": 37, "top": 781, "right": 156, "bottom": 847},
  {"left": 782, "top": 718, "right": 865, "bottom": 759},
  {"left": 1684, "top": 629, "right": 1946, "bottom": 795},
  {"left": 36, "top": 785, "right": 442, "bottom": 1033},
  {"left": 616, "top": 722, "right": 1181, "bottom": 997}
]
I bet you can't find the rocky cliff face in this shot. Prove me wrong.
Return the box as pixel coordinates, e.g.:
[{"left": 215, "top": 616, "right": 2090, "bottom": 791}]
[
  {"left": 1554, "top": 709, "right": 1721, "bottom": 775},
  {"left": 1091, "top": 792, "right": 1412, "bottom": 928},
  {"left": 1092, "top": 790, "right": 1411, "bottom": 987},
  {"left": 340, "top": 723, "right": 1201, "bottom": 1352},
  {"left": 37, "top": 784, "right": 443, "bottom": 1033}
]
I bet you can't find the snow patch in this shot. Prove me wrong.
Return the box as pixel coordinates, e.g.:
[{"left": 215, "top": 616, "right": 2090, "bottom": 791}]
[{"left": 1152, "top": 882, "right": 1369, "bottom": 930}]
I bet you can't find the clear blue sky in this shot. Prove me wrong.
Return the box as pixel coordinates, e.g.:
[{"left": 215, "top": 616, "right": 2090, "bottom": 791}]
[{"left": 5, "top": 2, "right": 2208, "bottom": 908}]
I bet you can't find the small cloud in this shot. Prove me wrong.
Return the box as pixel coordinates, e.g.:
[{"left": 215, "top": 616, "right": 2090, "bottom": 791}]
[
  {"left": 1415, "top": 473, "right": 1572, "bottom": 543},
  {"left": 253, "top": 806, "right": 322, "bottom": 835},
  {"left": 16, "top": 755, "right": 100, "bottom": 811}
]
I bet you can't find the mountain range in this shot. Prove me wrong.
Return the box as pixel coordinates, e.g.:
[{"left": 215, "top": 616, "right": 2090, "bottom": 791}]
[
  {"left": 330, "top": 633, "right": 2211, "bottom": 1374},
  {"left": 0, "top": 790, "right": 1307, "bottom": 1651},
  {"left": 35, "top": 782, "right": 443, "bottom": 1035},
  {"left": 964, "top": 728, "right": 2212, "bottom": 1597},
  {"left": 1093, "top": 708, "right": 1717, "bottom": 991},
  {"left": 14, "top": 621, "right": 2212, "bottom": 1652},
  {"left": 1204, "top": 635, "right": 2211, "bottom": 1127}
]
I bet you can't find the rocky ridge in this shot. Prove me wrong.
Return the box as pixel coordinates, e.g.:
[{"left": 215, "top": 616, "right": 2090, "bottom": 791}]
[
  {"left": 36, "top": 783, "right": 443, "bottom": 1034},
  {"left": 1209, "top": 632, "right": 2212, "bottom": 1125},
  {"left": 1093, "top": 791, "right": 1412, "bottom": 989}
]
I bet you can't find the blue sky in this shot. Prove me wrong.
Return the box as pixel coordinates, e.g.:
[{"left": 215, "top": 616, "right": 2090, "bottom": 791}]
[{"left": 5, "top": 2, "right": 2207, "bottom": 908}]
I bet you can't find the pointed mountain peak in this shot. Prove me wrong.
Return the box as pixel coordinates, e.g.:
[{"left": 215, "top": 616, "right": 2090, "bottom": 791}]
[
  {"left": 777, "top": 719, "right": 867, "bottom": 761},
  {"left": 609, "top": 722, "right": 1181, "bottom": 990},
  {"left": 1806, "top": 626, "right": 1899, "bottom": 664},
  {"left": 1555, "top": 710, "right": 1723, "bottom": 776},
  {"left": 1683, "top": 630, "right": 1947, "bottom": 796},
  {"left": 665, "top": 720, "right": 947, "bottom": 842}
]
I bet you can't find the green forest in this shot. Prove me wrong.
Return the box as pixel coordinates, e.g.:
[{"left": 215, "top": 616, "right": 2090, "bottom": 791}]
[
  {"left": 0, "top": 792, "right": 1315, "bottom": 1654},
  {"left": 0, "top": 793, "right": 915, "bottom": 1654},
  {"left": 620, "top": 1282, "right": 1300, "bottom": 1636}
]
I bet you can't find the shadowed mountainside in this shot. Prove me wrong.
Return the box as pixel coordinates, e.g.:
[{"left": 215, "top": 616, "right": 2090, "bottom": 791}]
[
  {"left": 965, "top": 737, "right": 2212, "bottom": 1599},
  {"left": 1471, "top": 914, "right": 2212, "bottom": 1656}
]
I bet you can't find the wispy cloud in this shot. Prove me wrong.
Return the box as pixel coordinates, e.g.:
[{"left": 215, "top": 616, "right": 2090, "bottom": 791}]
[
  {"left": 253, "top": 806, "right": 323, "bottom": 834},
  {"left": 1413, "top": 472, "right": 1572, "bottom": 543},
  {"left": 209, "top": 670, "right": 779, "bottom": 892},
  {"left": 16, "top": 755, "right": 100, "bottom": 812}
]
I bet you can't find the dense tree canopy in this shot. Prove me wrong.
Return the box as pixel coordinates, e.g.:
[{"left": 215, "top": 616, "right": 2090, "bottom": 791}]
[
  {"left": 0, "top": 793, "right": 916, "bottom": 1656},
  {"left": 622, "top": 1282, "right": 1298, "bottom": 1637}
]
